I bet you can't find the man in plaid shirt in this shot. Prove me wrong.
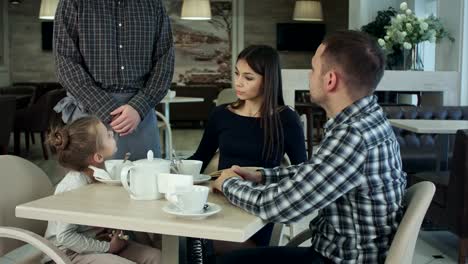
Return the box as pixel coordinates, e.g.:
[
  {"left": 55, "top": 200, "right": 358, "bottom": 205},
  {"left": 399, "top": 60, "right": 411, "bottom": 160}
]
[
  {"left": 53, "top": 0, "right": 174, "bottom": 160},
  {"left": 213, "top": 31, "right": 407, "bottom": 264}
]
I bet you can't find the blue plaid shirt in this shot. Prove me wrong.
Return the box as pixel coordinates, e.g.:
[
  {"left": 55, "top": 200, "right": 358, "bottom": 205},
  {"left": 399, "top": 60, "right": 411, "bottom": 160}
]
[
  {"left": 222, "top": 95, "right": 407, "bottom": 264},
  {"left": 54, "top": 0, "right": 174, "bottom": 123}
]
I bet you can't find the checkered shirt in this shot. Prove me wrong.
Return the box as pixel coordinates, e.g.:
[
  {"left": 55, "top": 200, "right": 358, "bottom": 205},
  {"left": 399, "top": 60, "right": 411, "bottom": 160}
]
[
  {"left": 54, "top": 0, "right": 174, "bottom": 123},
  {"left": 223, "top": 95, "right": 407, "bottom": 264}
]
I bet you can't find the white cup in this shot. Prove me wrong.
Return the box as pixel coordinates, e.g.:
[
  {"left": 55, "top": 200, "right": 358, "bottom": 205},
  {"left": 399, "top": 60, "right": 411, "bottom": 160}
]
[
  {"left": 105, "top": 160, "right": 132, "bottom": 180},
  {"left": 166, "top": 185, "right": 209, "bottom": 214},
  {"left": 177, "top": 160, "right": 203, "bottom": 176},
  {"left": 158, "top": 173, "right": 193, "bottom": 194}
]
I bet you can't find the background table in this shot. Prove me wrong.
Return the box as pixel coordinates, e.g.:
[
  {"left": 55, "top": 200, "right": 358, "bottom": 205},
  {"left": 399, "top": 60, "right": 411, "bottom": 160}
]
[
  {"left": 16, "top": 184, "right": 265, "bottom": 264},
  {"left": 389, "top": 119, "right": 468, "bottom": 171}
]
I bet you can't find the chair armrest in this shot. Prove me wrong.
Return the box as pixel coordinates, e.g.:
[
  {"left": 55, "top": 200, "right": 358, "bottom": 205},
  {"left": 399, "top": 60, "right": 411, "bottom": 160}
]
[
  {"left": 0, "top": 227, "right": 71, "bottom": 264},
  {"left": 269, "top": 223, "right": 285, "bottom": 246},
  {"left": 286, "top": 229, "right": 312, "bottom": 247}
]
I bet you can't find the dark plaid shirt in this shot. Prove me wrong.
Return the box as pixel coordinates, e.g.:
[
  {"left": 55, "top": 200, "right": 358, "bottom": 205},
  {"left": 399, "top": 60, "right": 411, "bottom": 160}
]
[
  {"left": 223, "top": 95, "right": 407, "bottom": 264},
  {"left": 54, "top": 0, "right": 174, "bottom": 123}
]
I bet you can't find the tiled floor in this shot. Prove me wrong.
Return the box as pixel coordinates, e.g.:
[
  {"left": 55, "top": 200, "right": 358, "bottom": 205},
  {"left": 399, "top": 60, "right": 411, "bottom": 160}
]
[{"left": 5, "top": 129, "right": 464, "bottom": 263}]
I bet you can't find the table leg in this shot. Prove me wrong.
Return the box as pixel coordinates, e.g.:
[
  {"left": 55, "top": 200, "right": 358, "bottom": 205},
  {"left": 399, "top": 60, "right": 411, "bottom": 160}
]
[
  {"left": 436, "top": 134, "right": 450, "bottom": 172},
  {"left": 162, "top": 235, "right": 180, "bottom": 264},
  {"left": 164, "top": 102, "right": 171, "bottom": 159}
]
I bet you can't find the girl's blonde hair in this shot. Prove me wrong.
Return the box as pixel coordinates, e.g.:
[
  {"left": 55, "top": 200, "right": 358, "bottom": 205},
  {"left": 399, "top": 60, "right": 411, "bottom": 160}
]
[{"left": 48, "top": 116, "right": 105, "bottom": 171}]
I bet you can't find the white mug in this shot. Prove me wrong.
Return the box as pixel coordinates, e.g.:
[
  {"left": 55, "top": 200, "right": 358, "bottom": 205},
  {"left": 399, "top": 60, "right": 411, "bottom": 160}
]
[
  {"left": 105, "top": 160, "right": 132, "bottom": 180},
  {"left": 166, "top": 185, "right": 209, "bottom": 214},
  {"left": 177, "top": 160, "right": 203, "bottom": 176},
  {"left": 121, "top": 164, "right": 162, "bottom": 200}
]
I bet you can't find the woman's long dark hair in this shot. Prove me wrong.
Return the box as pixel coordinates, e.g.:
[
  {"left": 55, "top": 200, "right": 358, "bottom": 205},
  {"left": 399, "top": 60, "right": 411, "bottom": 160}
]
[{"left": 231, "top": 45, "right": 285, "bottom": 161}]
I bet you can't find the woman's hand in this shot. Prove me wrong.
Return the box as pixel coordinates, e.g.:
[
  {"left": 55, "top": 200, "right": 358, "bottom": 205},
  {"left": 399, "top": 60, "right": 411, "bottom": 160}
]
[
  {"left": 212, "top": 166, "right": 263, "bottom": 193},
  {"left": 231, "top": 165, "right": 263, "bottom": 183}
]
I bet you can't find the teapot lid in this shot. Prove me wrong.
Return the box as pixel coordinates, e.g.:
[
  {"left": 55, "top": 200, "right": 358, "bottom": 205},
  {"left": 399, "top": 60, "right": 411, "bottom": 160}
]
[
  {"left": 148, "top": 150, "right": 154, "bottom": 161},
  {"left": 133, "top": 150, "right": 170, "bottom": 166}
]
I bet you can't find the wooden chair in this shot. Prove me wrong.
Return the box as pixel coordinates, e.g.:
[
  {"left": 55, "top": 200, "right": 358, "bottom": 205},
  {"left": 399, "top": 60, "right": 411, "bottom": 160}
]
[{"left": 0, "top": 155, "right": 71, "bottom": 263}]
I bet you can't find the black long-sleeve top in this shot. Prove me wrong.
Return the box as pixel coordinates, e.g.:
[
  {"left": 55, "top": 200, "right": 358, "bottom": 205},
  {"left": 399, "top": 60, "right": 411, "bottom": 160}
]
[{"left": 189, "top": 105, "right": 307, "bottom": 172}]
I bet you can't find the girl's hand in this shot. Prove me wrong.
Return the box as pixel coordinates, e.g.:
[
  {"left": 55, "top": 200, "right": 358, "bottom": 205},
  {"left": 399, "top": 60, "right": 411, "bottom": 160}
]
[
  {"left": 108, "top": 230, "right": 128, "bottom": 254},
  {"left": 95, "top": 230, "right": 112, "bottom": 242}
]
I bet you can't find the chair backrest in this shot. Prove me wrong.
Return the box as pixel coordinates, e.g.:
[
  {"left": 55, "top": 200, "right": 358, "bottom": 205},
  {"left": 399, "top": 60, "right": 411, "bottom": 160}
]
[
  {"left": 25, "top": 89, "right": 66, "bottom": 131},
  {"left": 215, "top": 89, "right": 237, "bottom": 106},
  {"left": 155, "top": 110, "right": 172, "bottom": 158},
  {"left": 0, "top": 155, "right": 53, "bottom": 255},
  {"left": 446, "top": 129, "right": 468, "bottom": 236},
  {"left": 385, "top": 181, "right": 435, "bottom": 264},
  {"left": 0, "top": 96, "right": 16, "bottom": 148}
]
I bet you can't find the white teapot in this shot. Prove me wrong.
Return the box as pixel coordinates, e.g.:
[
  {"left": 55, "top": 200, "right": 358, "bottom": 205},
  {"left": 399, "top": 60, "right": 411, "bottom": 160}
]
[{"left": 120, "top": 150, "right": 171, "bottom": 200}]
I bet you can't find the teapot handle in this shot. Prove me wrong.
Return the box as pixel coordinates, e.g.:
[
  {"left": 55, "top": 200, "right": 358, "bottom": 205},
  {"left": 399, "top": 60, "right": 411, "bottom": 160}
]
[{"left": 120, "top": 165, "right": 137, "bottom": 196}]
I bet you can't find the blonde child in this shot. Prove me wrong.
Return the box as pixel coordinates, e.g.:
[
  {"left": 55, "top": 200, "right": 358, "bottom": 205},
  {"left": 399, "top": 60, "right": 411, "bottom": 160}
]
[{"left": 44, "top": 116, "right": 160, "bottom": 264}]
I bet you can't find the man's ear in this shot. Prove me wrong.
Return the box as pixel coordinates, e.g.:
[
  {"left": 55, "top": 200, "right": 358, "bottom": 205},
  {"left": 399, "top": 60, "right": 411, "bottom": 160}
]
[
  {"left": 323, "top": 70, "right": 338, "bottom": 93},
  {"left": 93, "top": 152, "right": 104, "bottom": 164}
]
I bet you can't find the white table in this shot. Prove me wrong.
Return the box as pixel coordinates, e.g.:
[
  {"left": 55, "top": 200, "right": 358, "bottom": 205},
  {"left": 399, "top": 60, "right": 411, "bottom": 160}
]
[
  {"left": 389, "top": 119, "right": 468, "bottom": 171},
  {"left": 159, "top": 96, "right": 204, "bottom": 157},
  {"left": 16, "top": 184, "right": 265, "bottom": 264}
]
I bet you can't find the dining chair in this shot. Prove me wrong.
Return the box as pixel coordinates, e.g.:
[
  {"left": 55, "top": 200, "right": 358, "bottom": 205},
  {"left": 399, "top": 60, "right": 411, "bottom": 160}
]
[
  {"left": 0, "top": 155, "right": 71, "bottom": 263},
  {"left": 412, "top": 129, "right": 468, "bottom": 263},
  {"left": 285, "top": 181, "right": 435, "bottom": 264},
  {"left": 13, "top": 89, "right": 66, "bottom": 159},
  {"left": 0, "top": 96, "right": 16, "bottom": 155},
  {"left": 155, "top": 110, "right": 172, "bottom": 159},
  {"left": 214, "top": 88, "right": 237, "bottom": 106}
]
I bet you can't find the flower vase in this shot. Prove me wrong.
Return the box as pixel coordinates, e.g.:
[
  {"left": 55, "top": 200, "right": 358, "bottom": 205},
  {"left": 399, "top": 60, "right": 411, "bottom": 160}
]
[{"left": 403, "top": 44, "right": 424, "bottom": 71}]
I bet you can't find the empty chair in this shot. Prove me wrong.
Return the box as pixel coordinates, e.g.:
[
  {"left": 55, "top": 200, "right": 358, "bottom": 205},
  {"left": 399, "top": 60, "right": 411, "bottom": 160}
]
[
  {"left": 14, "top": 89, "right": 66, "bottom": 159},
  {"left": 214, "top": 88, "right": 237, "bottom": 106},
  {"left": 0, "top": 96, "right": 16, "bottom": 154},
  {"left": 155, "top": 110, "right": 172, "bottom": 159},
  {"left": 413, "top": 129, "right": 468, "bottom": 263},
  {"left": 0, "top": 155, "right": 71, "bottom": 263}
]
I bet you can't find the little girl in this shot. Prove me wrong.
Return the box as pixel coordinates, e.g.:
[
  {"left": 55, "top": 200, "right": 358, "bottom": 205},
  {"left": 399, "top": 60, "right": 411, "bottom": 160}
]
[{"left": 44, "top": 116, "right": 160, "bottom": 264}]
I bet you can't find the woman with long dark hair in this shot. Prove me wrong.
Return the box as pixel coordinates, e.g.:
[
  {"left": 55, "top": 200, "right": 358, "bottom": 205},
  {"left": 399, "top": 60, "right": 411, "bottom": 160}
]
[
  {"left": 190, "top": 45, "right": 306, "bottom": 173},
  {"left": 188, "top": 45, "right": 306, "bottom": 254}
]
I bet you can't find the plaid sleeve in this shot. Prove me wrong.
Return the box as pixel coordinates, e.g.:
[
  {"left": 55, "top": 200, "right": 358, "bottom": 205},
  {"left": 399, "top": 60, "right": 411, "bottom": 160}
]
[
  {"left": 128, "top": 0, "right": 175, "bottom": 118},
  {"left": 222, "top": 125, "right": 367, "bottom": 223},
  {"left": 261, "top": 164, "right": 302, "bottom": 185},
  {"left": 54, "top": 0, "right": 120, "bottom": 124}
]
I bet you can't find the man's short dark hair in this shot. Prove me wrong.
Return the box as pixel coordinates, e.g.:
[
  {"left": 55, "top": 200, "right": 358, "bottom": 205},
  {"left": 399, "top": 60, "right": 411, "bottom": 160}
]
[{"left": 321, "top": 30, "right": 385, "bottom": 94}]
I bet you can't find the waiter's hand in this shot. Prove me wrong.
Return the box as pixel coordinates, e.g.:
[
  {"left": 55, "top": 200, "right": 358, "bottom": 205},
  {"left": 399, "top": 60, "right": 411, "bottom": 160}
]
[{"left": 110, "top": 105, "right": 141, "bottom": 136}]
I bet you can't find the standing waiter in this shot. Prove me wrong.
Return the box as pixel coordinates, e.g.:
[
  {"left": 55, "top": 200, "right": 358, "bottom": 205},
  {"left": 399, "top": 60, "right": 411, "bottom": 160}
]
[{"left": 53, "top": 0, "right": 175, "bottom": 160}]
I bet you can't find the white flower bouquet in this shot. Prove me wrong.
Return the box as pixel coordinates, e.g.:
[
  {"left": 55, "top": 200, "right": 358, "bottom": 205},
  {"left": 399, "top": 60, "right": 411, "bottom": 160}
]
[{"left": 378, "top": 2, "right": 453, "bottom": 55}]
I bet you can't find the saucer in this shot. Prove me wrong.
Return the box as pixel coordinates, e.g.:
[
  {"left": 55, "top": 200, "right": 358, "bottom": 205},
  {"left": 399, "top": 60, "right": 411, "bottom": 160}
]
[
  {"left": 193, "top": 174, "right": 211, "bottom": 184},
  {"left": 95, "top": 178, "right": 122, "bottom": 186},
  {"left": 162, "top": 202, "right": 221, "bottom": 220}
]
